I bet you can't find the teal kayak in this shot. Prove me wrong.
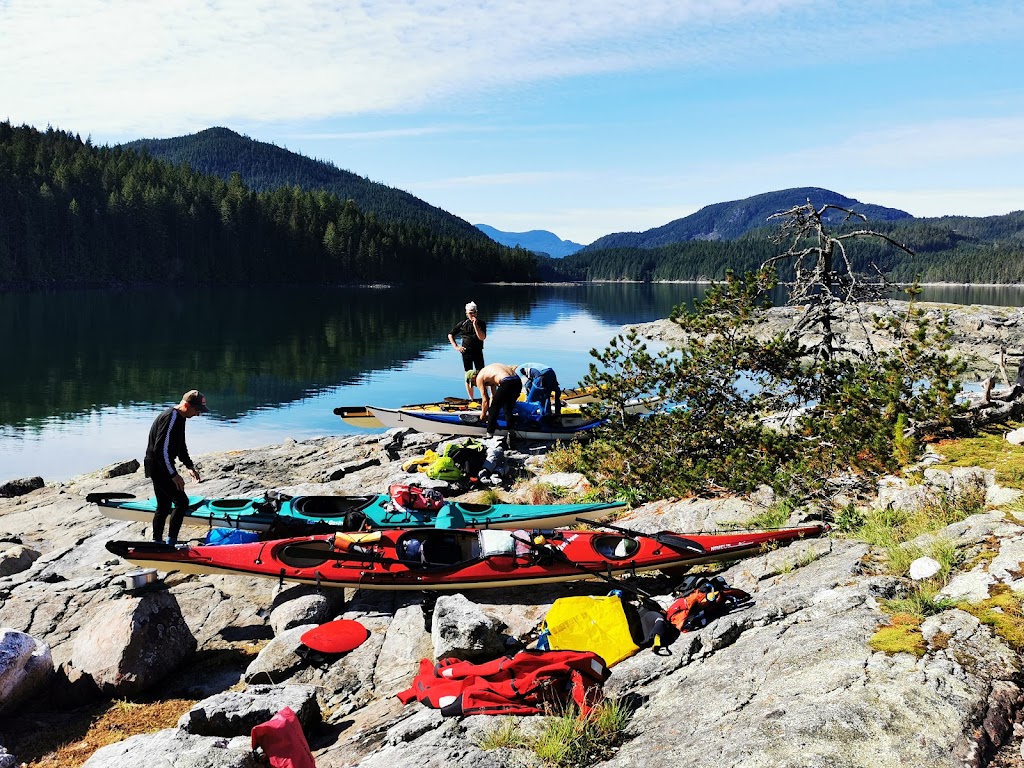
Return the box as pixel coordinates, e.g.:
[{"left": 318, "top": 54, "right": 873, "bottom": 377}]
[{"left": 87, "top": 491, "right": 625, "bottom": 532}]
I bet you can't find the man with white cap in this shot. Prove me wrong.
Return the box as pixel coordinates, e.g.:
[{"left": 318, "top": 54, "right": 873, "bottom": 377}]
[
  {"left": 143, "top": 389, "right": 209, "bottom": 545},
  {"left": 448, "top": 301, "right": 488, "bottom": 398}
]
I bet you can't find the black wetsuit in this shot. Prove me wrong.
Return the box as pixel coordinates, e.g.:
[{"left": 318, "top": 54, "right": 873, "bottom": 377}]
[
  {"left": 487, "top": 375, "right": 523, "bottom": 435},
  {"left": 144, "top": 407, "right": 195, "bottom": 544},
  {"left": 450, "top": 317, "right": 487, "bottom": 371}
]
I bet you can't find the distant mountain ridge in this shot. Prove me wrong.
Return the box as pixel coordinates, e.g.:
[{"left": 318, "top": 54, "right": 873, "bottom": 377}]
[
  {"left": 475, "top": 224, "right": 585, "bottom": 258},
  {"left": 122, "top": 127, "right": 488, "bottom": 242},
  {"left": 585, "top": 187, "right": 913, "bottom": 251}
]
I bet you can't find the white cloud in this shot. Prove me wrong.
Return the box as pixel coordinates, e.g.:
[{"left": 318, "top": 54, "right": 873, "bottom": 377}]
[
  {"left": 3, "top": 0, "right": 1022, "bottom": 137},
  {"left": 815, "top": 117, "right": 1024, "bottom": 169},
  {"left": 418, "top": 170, "right": 586, "bottom": 189},
  {"left": 850, "top": 187, "right": 1024, "bottom": 219},
  {"left": 4, "top": 0, "right": 1022, "bottom": 243}
]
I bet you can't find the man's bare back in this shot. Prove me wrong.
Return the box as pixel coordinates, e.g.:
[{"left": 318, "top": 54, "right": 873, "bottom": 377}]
[
  {"left": 475, "top": 363, "right": 517, "bottom": 392},
  {"left": 475, "top": 363, "right": 520, "bottom": 427}
]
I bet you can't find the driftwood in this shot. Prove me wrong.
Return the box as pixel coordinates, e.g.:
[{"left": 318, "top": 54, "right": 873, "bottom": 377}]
[{"left": 911, "top": 383, "right": 1024, "bottom": 438}]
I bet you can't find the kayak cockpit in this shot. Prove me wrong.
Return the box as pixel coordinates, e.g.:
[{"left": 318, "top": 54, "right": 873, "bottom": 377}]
[
  {"left": 277, "top": 539, "right": 336, "bottom": 568},
  {"left": 397, "top": 530, "right": 481, "bottom": 566},
  {"left": 291, "top": 495, "right": 379, "bottom": 518},
  {"left": 591, "top": 535, "right": 641, "bottom": 559}
]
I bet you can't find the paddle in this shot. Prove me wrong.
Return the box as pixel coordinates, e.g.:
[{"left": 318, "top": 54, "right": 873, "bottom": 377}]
[
  {"left": 87, "top": 492, "right": 136, "bottom": 503},
  {"left": 106, "top": 540, "right": 176, "bottom": 557},
  {"left": 508, "top": 532, "right": 662, "bottom": 609},
  {"left": 574, "top": 518, "right": 706, "bottom": 555}
]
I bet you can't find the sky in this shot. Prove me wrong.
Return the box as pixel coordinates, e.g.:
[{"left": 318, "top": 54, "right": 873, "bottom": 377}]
[{"left": 2, "top": 1, "right": 1023, "bottom": 245}]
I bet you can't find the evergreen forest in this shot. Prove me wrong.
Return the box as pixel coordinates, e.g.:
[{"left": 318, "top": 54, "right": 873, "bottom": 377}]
[
  {"left": 544, "top": 213, "right": 1024, "bottom": 284},
  {"left": 3, "top": 120, "right": 1024, "bottom": 289},
  {"left": 122, "top": 127, "right": 488, "bottom": 243},
  {"left": 0, "top": 123, "right": 537, "bottom": 288}
]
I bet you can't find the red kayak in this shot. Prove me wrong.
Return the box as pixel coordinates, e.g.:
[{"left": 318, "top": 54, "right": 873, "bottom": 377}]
[{"left": 105, "top": 523, "right": 825, "bottom": 591}]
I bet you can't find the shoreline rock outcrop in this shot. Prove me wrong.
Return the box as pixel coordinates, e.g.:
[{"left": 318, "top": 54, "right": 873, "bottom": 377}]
[
  {"left": 1, "top": 423, "right": 1024, "bottom": 766},
  {"left": 628, "top": 300, "right": 1024, "bottom": 384}
]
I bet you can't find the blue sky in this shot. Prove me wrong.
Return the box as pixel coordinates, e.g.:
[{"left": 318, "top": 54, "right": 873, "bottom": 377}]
[{"left": 2, "top": 1, "right": 1022, "bottom": 244}]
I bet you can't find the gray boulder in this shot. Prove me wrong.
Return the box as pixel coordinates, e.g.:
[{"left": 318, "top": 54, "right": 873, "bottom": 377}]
[
  {"left": 0, "top": 476, "right": 43, "bottom": 498},
  {"left": 100, "top": 458, "right": 140, "bottom": 479},
  {"left": 244, "top": 624, "right": 316, "bottom": 684},
  {"left": 373, "top": 600, "right": 434, "bottom": 697},
  {"left": 0, "top": 543, "right": 41, "bottom": 577},
  {"left": 178, "top": 683, "right": 320, "bottom": 736},
  {"left": 269, "top": 584, "right": 343, "bottom": 635},
  {"left": 601, "top": 541, "right": 1021, "bottom": 768},
  {"left": 68, "top": 589, "right": 197, "bottom": 696},
  {"left": 0, "top": 628, "right": 53, "bottom": 714},
  {"left": 431, "top": 593, "right": 507, "bottom": 662},
  {"left": 81, "top": 729, "right": 255, "bottom": 768},
  {"left": 0, "top": 746, "right": 16, "bottom": 768}
]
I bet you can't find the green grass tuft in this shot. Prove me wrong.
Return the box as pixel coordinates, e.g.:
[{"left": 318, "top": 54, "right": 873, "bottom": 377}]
[
  {"left": 849, "top": 486, "right": 982, "bottom": 577},
  {"left": 478, "top": 699, "right": 630, "bottom": 768},
  {"left": 882, "top": 582, "right": 958, "bottom": 618},
  {"left": 477, "top": 718, "right": 526, "bottom": 750}
]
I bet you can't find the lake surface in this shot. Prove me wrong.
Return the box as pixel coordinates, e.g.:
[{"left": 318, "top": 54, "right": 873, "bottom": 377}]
[{"left": 3, "top": 282, "right": 1022, "bottom": 483}]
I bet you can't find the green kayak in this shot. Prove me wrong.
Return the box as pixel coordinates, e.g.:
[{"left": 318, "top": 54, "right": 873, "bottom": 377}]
[{"left": 87, "top": 491, "right": 625, "bottom": 533}]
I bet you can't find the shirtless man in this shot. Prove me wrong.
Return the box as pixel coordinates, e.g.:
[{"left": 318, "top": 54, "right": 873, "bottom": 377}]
[{"left": 475, "top": 363, "right": 522, "bottom": 437}]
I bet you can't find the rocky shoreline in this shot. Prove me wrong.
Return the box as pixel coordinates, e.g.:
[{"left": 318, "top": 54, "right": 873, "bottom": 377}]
[
  {"left": 1, "top": 424, "right": 1024, "bottom": 767},
  {"left": 628, "top": 300, "right": 1024, "bottom": 384},
  {"left": 4, "top": 303, "right": 1024, "bottom": 767}
]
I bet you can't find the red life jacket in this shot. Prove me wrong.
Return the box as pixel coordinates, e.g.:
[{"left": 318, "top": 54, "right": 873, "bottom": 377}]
[
  {"left": 389, "top": 483, "right": 446, "bottom": 512},
  {"left": 396, "top": 649, "right": 611, "bottom": 716},
  {"left": 666, "top": 577, "right": 751, "bottom": 632}
]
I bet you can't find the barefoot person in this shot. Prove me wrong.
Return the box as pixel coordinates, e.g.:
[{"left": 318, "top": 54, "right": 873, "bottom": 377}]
[
  {"left": 475, "top": 363, "right": 522, "bottom": 437},
  {"left": 144, "top": 390, "right": 209, "bottom": 545},
  {"left": 448, "top": 301, "right": 487, "bottom": 398}
]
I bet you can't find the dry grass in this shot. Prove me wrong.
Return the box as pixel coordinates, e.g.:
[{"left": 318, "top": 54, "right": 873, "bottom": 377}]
[
  {"left": 11, "top": 642, "right": 264, "bottom": 767},
  {"left": 519, "top": 483, "right": 563, "bottom": 506},
  {"left": 14, "top": 698, "right": 197, "bottom": 768}
]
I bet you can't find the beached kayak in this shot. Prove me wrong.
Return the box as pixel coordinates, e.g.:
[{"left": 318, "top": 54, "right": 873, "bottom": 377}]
[
  {"left": 87, "top": 491, "right": 624, "bottom": 532},
  {"left": 105, "top": 522, "right": 826, "bottom": 591},
  {"left": 334, "top": 387, "right": 603, "bottom": 429},
  {"left": 351, "top": 405, "right": 605, "bottom": 440}
]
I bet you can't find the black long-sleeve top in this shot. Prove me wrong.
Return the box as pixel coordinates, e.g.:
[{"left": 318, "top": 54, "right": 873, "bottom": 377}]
[{"left": 144, "top": 407, "right": 194, "bottom": 479}]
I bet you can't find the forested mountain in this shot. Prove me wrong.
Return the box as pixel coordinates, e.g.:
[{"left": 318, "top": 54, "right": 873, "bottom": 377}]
[
  {"left": 543, "top": 211, "right": 1024, "bottom": 284},
  {"left": 0, "top": 122, "right": 536, "bottom": 288},
  {"left": 475, "top": 224, "right": 585, "bottom": 258},
  {"left": 585, "top": 187, "right": 912, "bottom": 251},
  {"left": 122, "top": 127, "right": 487, "bottom": 242}
]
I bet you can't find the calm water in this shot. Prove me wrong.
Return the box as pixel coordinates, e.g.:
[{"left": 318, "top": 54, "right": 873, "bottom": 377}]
[{"left": 2, "top": 282, "right": 1021, "bottom": 483}]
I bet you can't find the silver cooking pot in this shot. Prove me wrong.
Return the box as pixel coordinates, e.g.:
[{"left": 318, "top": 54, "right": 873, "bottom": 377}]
[{"left": 124, "top": 568, "right": 158, "bottom": 589}]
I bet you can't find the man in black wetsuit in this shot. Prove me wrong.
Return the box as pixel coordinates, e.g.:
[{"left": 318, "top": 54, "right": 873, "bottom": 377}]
[
  {"left": 144, "top": 390, "right": 208, "bottom": 545},
  {"left": 448, "top": 301, "right": 487, "bottom": 399}
]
